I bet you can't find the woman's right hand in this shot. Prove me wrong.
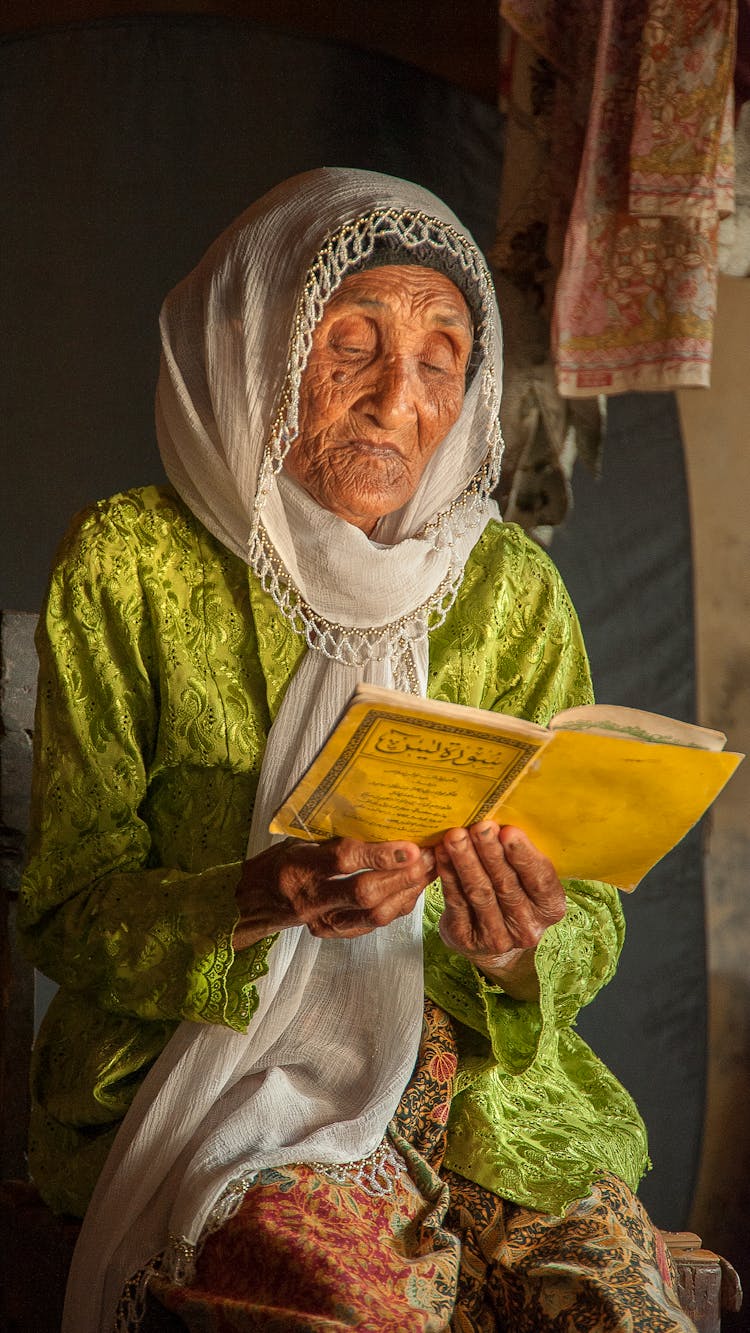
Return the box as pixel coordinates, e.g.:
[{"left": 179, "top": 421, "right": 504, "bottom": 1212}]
[{"left": 233, "top": 838, "right": 436, "bottom": 950}]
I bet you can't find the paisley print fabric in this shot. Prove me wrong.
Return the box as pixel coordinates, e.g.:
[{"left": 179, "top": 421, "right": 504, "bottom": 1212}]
[
  {"left": 145, "top": 1003, "right": 690, "bottom": 1333},
  {"left": 445, "top": 1172, "right": 696, "bottom": 1332},
  {"left": 498, "top": 0, "right": 735, "bottom": 398},
  {"left": 148, "top": 1001, "right": 461, "bottom": 1331},
  {"left": 151, "top": 1160, "right": 459, "bottom": 1332},
  {"left": 20, "top": 485, "right": 647, "bottom": 1221}
]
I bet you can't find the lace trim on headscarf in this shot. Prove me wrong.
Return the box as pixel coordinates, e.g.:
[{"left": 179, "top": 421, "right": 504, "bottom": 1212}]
[
  {"left": 248, "top": 208, "right": 503, "bottom": 668},
  {"left": 250, "top": 538, "right": 463, "bottom": 679}
]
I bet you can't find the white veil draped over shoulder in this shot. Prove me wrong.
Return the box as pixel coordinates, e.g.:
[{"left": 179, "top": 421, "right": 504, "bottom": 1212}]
[{"left": 62, "top": 168, "right": 504, "bottom": 1332}]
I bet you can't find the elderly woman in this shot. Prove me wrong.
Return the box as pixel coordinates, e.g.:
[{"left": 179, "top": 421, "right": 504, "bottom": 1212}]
[{"left": 19, "top": 169, "right": 694, "bottom": 1333}]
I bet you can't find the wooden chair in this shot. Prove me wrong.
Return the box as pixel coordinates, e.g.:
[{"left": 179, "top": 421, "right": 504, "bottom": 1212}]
[{"left": 0, "top": 610, "right": 743, "bottom": 1332}]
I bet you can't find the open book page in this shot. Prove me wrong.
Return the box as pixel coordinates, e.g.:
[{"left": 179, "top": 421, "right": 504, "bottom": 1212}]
[
  {"left": 270, "top": 683, "right": 744, "bottom": 888},
  {"left": 270, "top": 689, "right": 552, "bottom": 845},
  {"left": 349, "top": 683, "right": 551, "bottom": 741},
  {"left": 493, "top": 729, "right": 741, "bottom": 890},
  {"left": 550, "top": 703, "right": 727, "bottom": 752}
]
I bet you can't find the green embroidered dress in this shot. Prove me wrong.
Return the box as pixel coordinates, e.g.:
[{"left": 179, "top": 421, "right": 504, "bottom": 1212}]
[{"left": 19, "top": 485, "right": 649, "bottom": 1219}]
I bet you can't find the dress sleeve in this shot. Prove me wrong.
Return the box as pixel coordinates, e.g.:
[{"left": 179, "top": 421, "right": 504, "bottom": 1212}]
[
  {"left": 424, "top": 525, "right": 627, "bottom": 1079},
  {"left": 18, "top": 501, "right": 273, "bottom": 1034},
  {"left": 423, "top": 876, "right": 624, "bottom": 1081}
]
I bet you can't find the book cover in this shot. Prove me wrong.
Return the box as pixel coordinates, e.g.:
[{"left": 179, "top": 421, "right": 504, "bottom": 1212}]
[{"left": 270, "top": 686, "right": 743, "bottom": 889}]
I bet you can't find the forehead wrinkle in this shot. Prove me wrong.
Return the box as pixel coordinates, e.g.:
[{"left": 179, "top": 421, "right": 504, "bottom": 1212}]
[
  {"left": 403, "top": 286, "right": 473, "bottom": 336},
  {"left": 328, "top": 292, "right": 472, "bottom": 336}
]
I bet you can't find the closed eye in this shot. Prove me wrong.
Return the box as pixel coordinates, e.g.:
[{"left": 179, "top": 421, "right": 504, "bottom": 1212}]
[{"left": 330, "top": 342, "right": 371, "bottom": 358}]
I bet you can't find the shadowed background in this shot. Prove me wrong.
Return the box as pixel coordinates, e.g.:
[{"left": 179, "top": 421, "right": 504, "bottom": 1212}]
[{"left": 2, "top": 10, "right": 749, "bottom": 1315}]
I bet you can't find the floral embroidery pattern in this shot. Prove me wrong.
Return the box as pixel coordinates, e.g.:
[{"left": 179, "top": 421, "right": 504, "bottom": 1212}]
[
  {"left": 150, "top": 1003, "right": 690, "bottom": 1332},
  {"left": 445, "top": 1171, "right": 695, "bottom": 1332},
  {"left": 152, "top": 1000, "right": 461, "bottom": 1331}
]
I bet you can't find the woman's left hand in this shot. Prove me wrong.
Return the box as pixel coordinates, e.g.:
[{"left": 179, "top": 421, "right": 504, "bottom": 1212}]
[{"left": 435, "top": 822, "right": 566, "bottom": 1000}]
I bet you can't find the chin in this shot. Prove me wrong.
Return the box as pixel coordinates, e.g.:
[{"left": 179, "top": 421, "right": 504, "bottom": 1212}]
[{"left": 333, "top": 483, "right": 410, "bottom": 527}]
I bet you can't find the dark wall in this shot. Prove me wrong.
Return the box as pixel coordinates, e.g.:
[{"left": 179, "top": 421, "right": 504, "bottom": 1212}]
[
  {"left": 0, "top": 0, "right": 500, "bottom": 103},
  {"left": 551, "top": 393, "right": 704, "bottom": 1229},
  {"left": 1, "top": 15, "right": 502, "bottom": 611}
]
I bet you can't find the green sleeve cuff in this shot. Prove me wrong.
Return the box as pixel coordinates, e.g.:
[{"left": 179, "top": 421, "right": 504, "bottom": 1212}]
[
  {"left": 422, "top": 882, "right": 543, "bottom": 1077},
  {"left": 22, "top": 853, "right": 277, "bottom": 1031},
  {"left": 423, "top": 876, "right": 625, "bottom": 1080},
  {"left": 223, "top": 929, "right": 277, "bottom": 1031},
  {"left": 171, "top": 862, "right": 277, "bottom": 1032}
]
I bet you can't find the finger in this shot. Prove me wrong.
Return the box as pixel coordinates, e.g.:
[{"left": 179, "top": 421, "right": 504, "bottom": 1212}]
[
  {"left": 306, "top": 910, "right": 376, "bottom": 939},
  {"left": 498, "top": 826, "right": 566, "bottom": 925},
  {"left": 467, "top": 822, "right": 560, "bottom": 939},
  {"left": 439, "top": 828, "right": 553, "bottom": 956},
  {"left": 331, "top": 847, "right": 435, "bottom": 914},
  {"left": 434, "top": 838, "right": 476, "bottom": 915},
  {"left": 325, "top": 837, "right": 426, "bottom": 877},
  {"left": 434, "top": 839, "right": 499, "bottom": 954},
  {"left": 341, "top": 847, "right": 434, "bottom": 911},
  {"left": 441, "top": 828, "right": 509, "bottom": 916},
  {"left": 468, "top": 822, "right": 530, "bottom": 910},
  {"left": 276, "top": 840, "right": 431, "bottom": 921},
  {"left": 309, "top": 877, "right": 426, "bottom": 938}
]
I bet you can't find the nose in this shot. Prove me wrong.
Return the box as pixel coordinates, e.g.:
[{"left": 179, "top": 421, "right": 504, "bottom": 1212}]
[{"left": 358, "top": 356, "right": 417, "bottom": 430}]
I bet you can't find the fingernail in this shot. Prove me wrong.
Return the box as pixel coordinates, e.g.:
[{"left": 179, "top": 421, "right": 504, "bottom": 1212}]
[
  {"left": 394, "top": 849, "right": 408, "bottom": 863},
  {"left": 478, "top": 825, "right": 493, "bottom": 838}
]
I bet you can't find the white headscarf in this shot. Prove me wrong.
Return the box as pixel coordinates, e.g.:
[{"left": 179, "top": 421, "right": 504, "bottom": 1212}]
[{"left": 63, "top": 168, "right": 504, "bottom": 1332}]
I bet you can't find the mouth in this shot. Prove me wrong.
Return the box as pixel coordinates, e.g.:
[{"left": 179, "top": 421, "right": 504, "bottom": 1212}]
[{"left": 341, "top": 438, "right": 404, "bottom": 460}]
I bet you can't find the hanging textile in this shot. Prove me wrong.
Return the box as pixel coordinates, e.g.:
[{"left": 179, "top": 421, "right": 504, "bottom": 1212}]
[
  {"left": 720, "top": 1, "right": 750, "bottom": 276},
  {"left": 492, "top": 0, "right": 736, "bottom": 532},
  {"left": 554, "top": 0, "right": 735, "bottom": 396},
  {"left": 737, "top": 0, "right": 750, "bottom": 109},
  {"left": 719, "top": 102, "right": 750, "bottom": 276}
]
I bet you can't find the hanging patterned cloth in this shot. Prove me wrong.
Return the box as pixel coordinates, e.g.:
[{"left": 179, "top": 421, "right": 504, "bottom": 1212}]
[
  {"left": 720, "top": 0, "right": 750, "bottom": 275},
  {"left": 492, "top": 0, "right": 736, "bottom": 534}
]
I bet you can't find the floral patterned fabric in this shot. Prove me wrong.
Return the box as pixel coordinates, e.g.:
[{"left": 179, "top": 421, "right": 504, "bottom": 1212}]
[
  {"left": 147, "top": 1002, "right": 692, "bottom": 1333},
  {"left": 445, "top": 1172, "right": 696, "bottom": 1333},
  {"left": 20, "top": 485, "right": 648, "bottom": 1222},
  {"left": 496, "top": 0, "right": 736, "bottom": 408}
]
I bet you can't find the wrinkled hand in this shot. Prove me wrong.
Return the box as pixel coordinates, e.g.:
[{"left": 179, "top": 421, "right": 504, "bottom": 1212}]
[
  {"left": 435, "top": 822, "right": 566, "bottom": 996},
  {"left": 234, "top": 837, "right": 436, "bottom": 950}
]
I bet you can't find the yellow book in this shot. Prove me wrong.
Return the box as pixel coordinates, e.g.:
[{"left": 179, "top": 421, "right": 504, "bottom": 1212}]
[{"left": 270, "top": 684, "right": 743, "bottom": 890}]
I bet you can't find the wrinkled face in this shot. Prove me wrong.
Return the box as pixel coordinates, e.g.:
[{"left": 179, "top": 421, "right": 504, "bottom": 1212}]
[{"left": 284, "top": 265, "right": 473, "bottom": 534}]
